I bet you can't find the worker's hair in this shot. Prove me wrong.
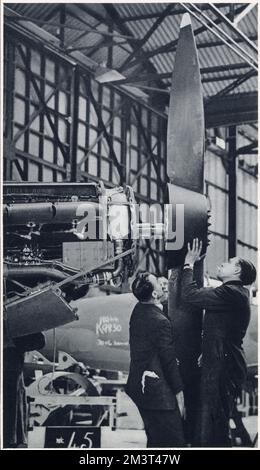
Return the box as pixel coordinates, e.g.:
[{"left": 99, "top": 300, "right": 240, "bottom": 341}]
[
  {"left": 237, "top": 258, "right": 257, "bottom": 285},
  {"left": 132, "top": 272, "right": 154, "bottom": 302}
]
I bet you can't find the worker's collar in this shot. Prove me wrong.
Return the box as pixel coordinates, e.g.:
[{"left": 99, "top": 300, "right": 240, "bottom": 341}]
[
  {"left": 140, "top": 301, "right": 163, "bottom": 311},
  {"left": 223, "top": 279, "right": 243, "bottom": 285}
]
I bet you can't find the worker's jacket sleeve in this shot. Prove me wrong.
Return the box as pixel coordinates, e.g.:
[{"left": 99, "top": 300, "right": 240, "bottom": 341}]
[{"left": 181, "top": 268, "right": 236, "bottom": 309}]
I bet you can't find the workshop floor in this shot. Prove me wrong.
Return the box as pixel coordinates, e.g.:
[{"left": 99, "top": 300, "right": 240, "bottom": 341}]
[{"left": 28, "top": 391, "right": 258, "bottom": 448}]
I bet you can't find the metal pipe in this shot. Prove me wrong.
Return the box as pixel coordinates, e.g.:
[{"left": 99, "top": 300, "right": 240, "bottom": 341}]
[
  {"left": 228, "top": 125, "right": 237, "bottom": 258},
  {"left": 234, "top": 3, "right": 257, "bottom": 26},
  {"left": 70, "top": 66, "right": 80, "bottom": 182},
  {"left": 186, "top": 3, "right": 258, "bottom": 68},
  {"left": 5, "top": 263, "right": 116, "bottom": 291},
  {"left": 208, "top": 3, "right": 258, "bottom": 54},
  {"left": 3, "top": 265, "right": 68, "bottom": 281},
  {"left": 4, "top": 201, "right": 100, "bottom": 225},
  {"left": 111, "top": 240, "right": 124, "bottom": 278},
  {"left": 185, "top": 3, "right": 258, "bottom": 69},
  {"left": 181, "top": 3, "right": 258, "bottom": 71},
  {"left": 55, "top": 247, "right": 135, "bottom": 289}
]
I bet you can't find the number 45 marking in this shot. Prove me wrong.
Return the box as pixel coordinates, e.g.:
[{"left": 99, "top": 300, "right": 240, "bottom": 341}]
[{"left": 68, "top": 431, "right": 94, "bottom": 448}]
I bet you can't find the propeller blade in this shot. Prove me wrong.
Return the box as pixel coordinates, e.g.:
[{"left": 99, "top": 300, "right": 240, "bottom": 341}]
[{"left": 167, "top": 13, "right": 204, "bottom": 193}]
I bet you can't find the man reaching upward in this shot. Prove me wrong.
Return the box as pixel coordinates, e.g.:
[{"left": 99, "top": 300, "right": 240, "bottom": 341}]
[{"left": 181, "top": 238, "right": 256, "bottom": 447}]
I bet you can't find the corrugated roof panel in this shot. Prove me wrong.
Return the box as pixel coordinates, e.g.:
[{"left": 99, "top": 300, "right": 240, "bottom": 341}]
[
  {"left": 149, "top": 41, "right": 256, "bottom": 96},
  {"left": 62, "top": 12, "right": 102, "bottom": 46},
  {"left": 231, "top": 75, "right": 258, "bottom": 94},
  {"left": 129, "top": 17, "right": 156, "bottom": 38},
  {"left": 128, "top": 13, "right": 182, "bottom": 48},
  {"left": 67, "top": 3, "right": 108, "bottom": 20},
  {"left": 203, "top": 80, "right": 224, "bottom": 97},
  {"left": 197, "top": 34, "right": 255, "bottom": 68},
  {"left": 150, "top": 52, "right": 175, "bottom": 76},
  {"left": 7, "top": 3, "right": 58, "bottom": 20},
  {"left": 117, "top": 2, "right": 167, "bottom": 19},
  {"left": 5, "top": 3, "right": 257, "bottom": 101},
  {"left": 91, "top": 44, "right": 127, "bottom": 69}
]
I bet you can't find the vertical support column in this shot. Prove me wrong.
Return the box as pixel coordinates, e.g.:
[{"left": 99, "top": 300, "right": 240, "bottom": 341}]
[
  {"left": 122, "top": 97, "right": 130, "bottom": 185},
  {"left": 125, "top": 133, "right": 130, "bottom": 185},
  {"left": 70, "top": 67, "right": 80, "bottom": 182},
  {"left": 229, "top": 3, "right": 235, "bottom": 22},
  {"left": 4, "top": 41, "right": 15, "bottom": 181},
  {"left": 228, "top": 125, "right": 237, "bottom": 258},
  {"left": 24, "top": 47, "right": 30, "bottom": 181},
  {"left": 59, "top": 4, "right": 66, "bottom": 49},
  {"left": 107, "top": 23, "right": 113, "bottom": 69},
  {"left": 39, "top": 54, "right": 45, "bottom": 182}
]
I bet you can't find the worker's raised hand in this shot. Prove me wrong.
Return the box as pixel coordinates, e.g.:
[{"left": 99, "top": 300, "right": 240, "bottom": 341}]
[{"left": 184, "top": 238, "right": 205, "bottom": 266}]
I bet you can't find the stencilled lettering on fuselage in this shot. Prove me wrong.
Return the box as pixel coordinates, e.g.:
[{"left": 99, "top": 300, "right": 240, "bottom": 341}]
[{"left": 96, "top": 316, "right": 126, "bottom": 347}]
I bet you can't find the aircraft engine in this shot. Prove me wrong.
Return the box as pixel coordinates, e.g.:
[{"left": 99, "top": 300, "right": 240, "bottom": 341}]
[{"left": 3, "top": 182, "right": 137, "bottom": 337}]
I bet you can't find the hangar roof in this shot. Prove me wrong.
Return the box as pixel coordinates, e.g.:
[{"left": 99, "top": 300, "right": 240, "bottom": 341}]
[{"left": 4, "top": 2, "right": 258, "bottom": 133}]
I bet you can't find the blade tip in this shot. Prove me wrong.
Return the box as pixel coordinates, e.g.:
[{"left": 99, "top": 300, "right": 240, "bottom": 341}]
[{"left": 180, "top": 13, "right": 191, "bottom": 29}]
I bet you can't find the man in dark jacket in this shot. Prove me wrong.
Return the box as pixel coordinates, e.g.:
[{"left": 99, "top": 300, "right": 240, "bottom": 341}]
[
  {"left": 181, "top": 238, "right": 256, "bottom": 447},
  {"left": 126, "top": 272, "right": 185, "bottom": 447}
]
